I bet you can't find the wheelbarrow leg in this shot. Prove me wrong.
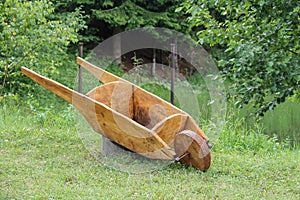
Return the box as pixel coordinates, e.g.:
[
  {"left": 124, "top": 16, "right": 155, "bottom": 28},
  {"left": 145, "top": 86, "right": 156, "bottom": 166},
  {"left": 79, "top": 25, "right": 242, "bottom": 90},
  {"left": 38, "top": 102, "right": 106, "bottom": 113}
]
[{"left": 102, "top": 137, "right": 129, "bottom": 157}]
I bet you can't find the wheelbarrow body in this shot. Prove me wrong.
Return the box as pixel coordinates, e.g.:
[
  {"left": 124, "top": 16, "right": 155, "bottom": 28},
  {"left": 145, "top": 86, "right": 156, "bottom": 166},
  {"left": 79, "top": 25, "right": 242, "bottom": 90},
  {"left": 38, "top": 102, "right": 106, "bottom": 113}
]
[{"left": 21, "top": 57, "right": 211, "bottom": 171}]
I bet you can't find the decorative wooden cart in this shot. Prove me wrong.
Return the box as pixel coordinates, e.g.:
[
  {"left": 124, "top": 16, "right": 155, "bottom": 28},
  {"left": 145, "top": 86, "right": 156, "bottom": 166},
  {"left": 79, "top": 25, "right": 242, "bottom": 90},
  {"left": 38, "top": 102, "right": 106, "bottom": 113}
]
[{"left": 21, "top": 57, "right": 211, "bottom": 171}]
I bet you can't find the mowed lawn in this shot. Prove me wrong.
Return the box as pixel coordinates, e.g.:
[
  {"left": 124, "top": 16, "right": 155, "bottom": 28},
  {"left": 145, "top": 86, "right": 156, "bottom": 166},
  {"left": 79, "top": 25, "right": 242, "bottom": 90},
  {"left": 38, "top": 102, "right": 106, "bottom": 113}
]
[{"left": 0, "top": 105, "right": 299, "bottom": 199}]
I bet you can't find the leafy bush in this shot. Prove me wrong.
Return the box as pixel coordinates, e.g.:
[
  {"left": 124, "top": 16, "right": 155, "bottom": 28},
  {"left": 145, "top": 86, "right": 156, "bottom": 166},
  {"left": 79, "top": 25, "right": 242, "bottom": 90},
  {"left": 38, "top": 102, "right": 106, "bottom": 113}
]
[
  {"left": 180, "top": 0, "right": 300, "bottom": 116},
  {"left": 0, "top": 0, "right": 84, "bottom": 99}
]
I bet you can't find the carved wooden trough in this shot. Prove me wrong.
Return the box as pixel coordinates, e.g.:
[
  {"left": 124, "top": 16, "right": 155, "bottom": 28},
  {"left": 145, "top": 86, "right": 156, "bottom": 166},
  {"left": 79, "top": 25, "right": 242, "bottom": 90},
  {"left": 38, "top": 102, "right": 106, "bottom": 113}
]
[{"left": 21, "top": 57, "right": 211, "bottom": 171}]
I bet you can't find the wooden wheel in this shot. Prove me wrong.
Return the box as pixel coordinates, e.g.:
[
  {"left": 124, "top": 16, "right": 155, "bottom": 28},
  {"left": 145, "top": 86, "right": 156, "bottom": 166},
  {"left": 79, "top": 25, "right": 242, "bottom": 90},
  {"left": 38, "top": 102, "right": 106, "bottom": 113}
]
[{"left": 174, "top": 130, "right": 211, "bottom": 171}]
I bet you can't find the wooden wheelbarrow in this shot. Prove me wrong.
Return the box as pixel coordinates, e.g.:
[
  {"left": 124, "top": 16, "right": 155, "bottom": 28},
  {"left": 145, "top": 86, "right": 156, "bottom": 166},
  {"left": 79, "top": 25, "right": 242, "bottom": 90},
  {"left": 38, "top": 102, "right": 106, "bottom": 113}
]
[{"left": 21, "top": 57, "right": 211, "bottom": 171}]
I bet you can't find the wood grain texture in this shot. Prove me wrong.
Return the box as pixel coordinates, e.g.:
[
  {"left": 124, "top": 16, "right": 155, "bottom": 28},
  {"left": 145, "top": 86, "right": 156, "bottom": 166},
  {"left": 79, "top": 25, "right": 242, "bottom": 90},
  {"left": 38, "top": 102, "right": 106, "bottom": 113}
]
[
  {"left": 21, "top": 67, "right": 174, "bottom": 160},
  {"left": 87, "top": 81, "right": 134, "bottom": 118},
  {"left": 76, "top": 57, "right": 121, "bottom": 84},
  {"left": 174, "top": 130, "right": 211, "bottom": 171},
  {"left": 22, "top": 58, "right": 211, "bottom": 170},
  {"left": 184, "top": 116, "right": 209, "bottom": 142},
  {"left": 152, "top": 113, "right": 188, "bottom": 148},
  {"left": 132, "top": 88, "right": 183, "bottom": 128}
]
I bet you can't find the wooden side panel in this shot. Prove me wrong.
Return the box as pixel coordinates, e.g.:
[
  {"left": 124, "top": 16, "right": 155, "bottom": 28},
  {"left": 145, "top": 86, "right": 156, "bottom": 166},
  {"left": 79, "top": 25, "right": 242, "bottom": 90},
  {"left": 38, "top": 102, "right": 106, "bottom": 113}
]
[
  {"left": 184, "top": 116, "right": 209, "bottom": 142},
  {"left": 87, "top": 81, "right": 134, "bottom": 119},
  {"left": 152, "top": 114, "right": 188, "bottom": 148},
  {"left": 86, "top": 83, "right": 114, "bottom": 107},
  {"left": 93, "top": 104, "right": 174, "bottom": 159},
  {"left": 133, "top": 87, "right": 183, "bottom": 129},
  {"left": 21, "top": 67, "right": 174, "bottom": 160}
]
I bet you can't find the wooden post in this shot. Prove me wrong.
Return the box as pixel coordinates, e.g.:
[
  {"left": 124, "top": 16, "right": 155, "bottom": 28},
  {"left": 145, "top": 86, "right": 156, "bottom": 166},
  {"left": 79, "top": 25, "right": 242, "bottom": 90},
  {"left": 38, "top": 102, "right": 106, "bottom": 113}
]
[
  {"left": 78, "top": 42, "right": 83, "bottom": 93},
  {"left": 170, "top": 43, "right": 176, "bottom": 105},
  {"left": 151, "top": 49, "right": 156, "bottom": 77}
]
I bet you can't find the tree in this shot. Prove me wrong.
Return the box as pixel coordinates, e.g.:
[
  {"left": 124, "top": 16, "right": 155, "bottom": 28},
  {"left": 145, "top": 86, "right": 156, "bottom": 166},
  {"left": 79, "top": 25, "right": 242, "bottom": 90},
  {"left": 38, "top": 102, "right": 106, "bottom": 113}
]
[
  {"left": 91, "top": 0, "right": 184, "bottom": 29},
  {"left": 180, "top": 0, "right": 300, "bottom": 115},
  {"left": 0, "top": 0, "right": 83, "bottom": 98},
  {"left": 51, "top": 0, "right": 189, "bottom": 45},
  {"left": 51, "top": 0, "right": 191, "bottom": 74}
]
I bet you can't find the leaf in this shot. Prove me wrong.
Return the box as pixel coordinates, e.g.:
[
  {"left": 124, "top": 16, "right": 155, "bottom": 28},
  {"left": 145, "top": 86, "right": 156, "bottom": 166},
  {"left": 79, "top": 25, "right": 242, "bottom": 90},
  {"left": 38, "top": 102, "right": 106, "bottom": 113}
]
[{"left": 182, "top": 0, "right": 300, "bottom": 115}]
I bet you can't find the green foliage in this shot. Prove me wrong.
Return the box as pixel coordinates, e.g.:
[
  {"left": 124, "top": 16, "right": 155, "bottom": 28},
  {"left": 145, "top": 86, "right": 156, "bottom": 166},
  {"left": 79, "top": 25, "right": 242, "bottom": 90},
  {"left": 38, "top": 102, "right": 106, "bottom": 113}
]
[
  {"left": 92, "top": 0, "right": 184, "bottom": 30},
  {"left": 51, "top": 0, "right": 189, "bottom": 45},
  {"left": 181, "top": 0, "right": 300, "bottom": 116},
  {"left": 260, "top": 98, "right": 300, "bottom": 148},
  {"left": 105, "top": 62, "right": 124, "bottom": 77},
  {"left": 215, "top": 117, "right": 289, "bottom": 153},
  {"left": 0, "top": 0, "right": 83, "bottom": 99}
]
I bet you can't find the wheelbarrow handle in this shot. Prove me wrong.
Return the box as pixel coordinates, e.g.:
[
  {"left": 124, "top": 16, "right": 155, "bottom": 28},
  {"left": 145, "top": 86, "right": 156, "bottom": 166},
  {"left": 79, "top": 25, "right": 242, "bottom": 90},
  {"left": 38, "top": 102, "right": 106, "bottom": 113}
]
[{"left": 76, "top": 57, "right": 123, "bottom": 84}]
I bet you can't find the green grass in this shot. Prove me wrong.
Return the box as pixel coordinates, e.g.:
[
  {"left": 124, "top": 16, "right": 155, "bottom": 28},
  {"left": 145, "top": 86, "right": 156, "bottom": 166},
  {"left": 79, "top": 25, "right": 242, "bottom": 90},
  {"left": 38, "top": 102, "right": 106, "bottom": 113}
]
[
  {"left": 1, "top": 101, "right": 299, "bottom": 199},
  {"left": 262, "top": 99, "right": 300, "bottom": 148}
]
